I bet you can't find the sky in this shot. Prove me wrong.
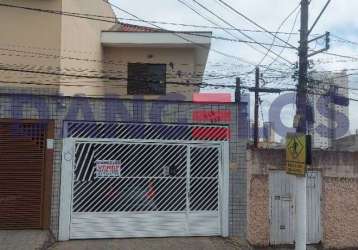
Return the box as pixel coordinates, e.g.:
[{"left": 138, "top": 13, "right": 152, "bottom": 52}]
[{"left": 111, "top": 0, "right": 358, "bottom": 136}]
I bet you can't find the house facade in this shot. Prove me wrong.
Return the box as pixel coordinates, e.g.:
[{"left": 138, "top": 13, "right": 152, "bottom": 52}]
[{"left": 0, "top": 0, "right": 248, "bottom": 241}]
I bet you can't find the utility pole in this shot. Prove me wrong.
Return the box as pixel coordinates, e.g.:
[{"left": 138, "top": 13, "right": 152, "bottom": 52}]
[
  {"left": 295, "top": 0, "right": 309, "bottom": 249},
  {"left": 236, "top": 70, "right": 287, "bottom": 148},
  {"left": 254, "top": 67, "right": 260, "bottom": 148},
  {"left": 293, "top": 1, "right": 331, "bottom": 249},
  {"left": 235, "top": 77, "right": 241, "bottom": 103}
]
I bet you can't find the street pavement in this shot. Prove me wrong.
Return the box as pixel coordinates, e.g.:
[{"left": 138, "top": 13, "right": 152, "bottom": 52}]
[{"left": 0, "top": 232, "right": 323, "bottom": 250}]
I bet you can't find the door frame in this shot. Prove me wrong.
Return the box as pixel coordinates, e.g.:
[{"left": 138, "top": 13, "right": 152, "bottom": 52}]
[{"left": 59, "top": 138, "right": 229, "bottom": 240}]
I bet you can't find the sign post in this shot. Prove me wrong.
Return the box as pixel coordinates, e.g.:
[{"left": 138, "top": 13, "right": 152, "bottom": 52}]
[{"left": 286, "top": 133, "right": 311, "bottom": 250}]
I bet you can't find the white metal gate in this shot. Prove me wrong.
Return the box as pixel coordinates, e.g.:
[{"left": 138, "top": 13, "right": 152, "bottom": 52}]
[
  {"left": 59, "top": 139, "right": 229, "bottom": 240},
  {"left": 269, "top": 171, "right": 322, "bottom": 245}
]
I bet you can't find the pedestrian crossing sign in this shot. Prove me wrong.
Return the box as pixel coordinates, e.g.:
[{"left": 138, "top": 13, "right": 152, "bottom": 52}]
[{"left": 286, "top": 133, "right": 307, "bottom": 176}]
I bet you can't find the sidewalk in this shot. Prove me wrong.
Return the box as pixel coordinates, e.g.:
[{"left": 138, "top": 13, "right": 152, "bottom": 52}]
[
  {"left": 0, "top": 230, "right": 54, "bottom": 250},
  {"left": 49, "top": 237, "right": 241, "bottom": 250}
]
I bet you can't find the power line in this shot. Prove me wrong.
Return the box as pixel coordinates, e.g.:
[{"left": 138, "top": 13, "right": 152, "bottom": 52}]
[
  {"left": 107, "top": 0, "right": 296, "bottom": 69},
  {"left": 0, "top": 65, "right": 258, "bottom": 89},
  {"left": 178, "top": 0, "right": 291, "bottom": 67},
  {"left": 7, "top": 47, "right": 358, "bottom": 93},
  {"left": 0, "top": 48, "right": 293, "bottom": 82},
  {"left": 258, "top": 3, "right": 300, "bottom": 66},
  {"left": 185, "top": 0, "right": 294, "bottom": 66},
  {"left": 0, "top": 2, "right": 309, "bottom": 35},
  {"left": 215, "top": 0, "right": 297, "bottom": 49},
  {"left": 331, "top": 34, "right": 358, "bottom": 47},
  {"left": 0, "top": 3, "right": 294, "bottom": 55},
  {"left": 0, "top": 2, "right": 296, "bottom": 73},
  {"left": 322, "top": 51, "right": 358, "bottom": 61},
  {"left": 102, "top": 0, "right": 263, "bottom": 68},
  {"left": 3, "top": 66, "right": 358, "bottom": 103},
  {"left": 2, "top": 43, "right": 284, "bottom": 75},
  {"left": 0, "top": 47, "right": 256, "bottom": 79}
]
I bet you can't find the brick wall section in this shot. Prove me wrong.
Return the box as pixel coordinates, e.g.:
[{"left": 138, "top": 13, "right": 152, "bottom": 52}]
[
  {"left": 247, "top": 148, "right": 358, "bottom": 249},
  {"left": 0, "top": 90, "right": 248, "bottom": 239},
  {"left": 323, "top": 178, "right": 358, "bottom": 248}
]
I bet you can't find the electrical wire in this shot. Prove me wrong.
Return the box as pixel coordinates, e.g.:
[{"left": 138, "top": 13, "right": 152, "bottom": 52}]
[
  {"left": 0, "top": 2, "right": 309, "bottom": 35},
  {"left": 331, "top": 34, "right": 358, "bottom": 47},
  {"left": 106, "top": 0, "right": 297, "bottom": 69},
  {"left": 260, "top": 5, "right": 300, "bottom": 69},
  {"left": 0, "top": 64, "right": 256, "bottom": 89},
  {"left": 178, "top": 0, "right": 290, "bottom": 68},
  {"left": 185, "top": 0, "right": 294, "bottom": 66},
  {"left": 215, "top": 0, "right": 297, "bottom": 49},
  {"left": 0, "top": 2, "right": 296, "bottom": 73},
  {"left": 258, "top": 2, "right": 300, "bottom": 66}
]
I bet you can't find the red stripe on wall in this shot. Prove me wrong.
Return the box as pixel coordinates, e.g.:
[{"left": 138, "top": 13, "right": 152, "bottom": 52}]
[
  {"left": 192, "top": 93, "right": 232, "bottom": 103},
  {"left": 192, "top": 110, "right": 232, "bottom": 122},
  {"left": 192, "top": 127, "right": 230, "bottom": 140}
]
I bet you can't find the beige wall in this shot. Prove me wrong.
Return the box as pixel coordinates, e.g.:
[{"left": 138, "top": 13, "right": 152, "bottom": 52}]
[
  {"left": 0, "top": 0, "right": 62, "bottom": 91},
  {"left": 247, "top": 149, "right": 358, "bottom": 249},
  {"left": 58, "top": 0, "right": 115, "bottom": 96}
]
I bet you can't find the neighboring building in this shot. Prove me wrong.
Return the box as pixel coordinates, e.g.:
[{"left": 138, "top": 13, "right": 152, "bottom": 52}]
[
  {"left": 331, "top": 132, "right": 358, "bottom": 151},
  {"left": 0, "top": 0, "right": 248, "bottom": 242},
  {"left": 248, "top": 121, "right": 275, "bottom": 145},
  {"left": 307, "top": 71, "right": 349, "bottom": 149}
]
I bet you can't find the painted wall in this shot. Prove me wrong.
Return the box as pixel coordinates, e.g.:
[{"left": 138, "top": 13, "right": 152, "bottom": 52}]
[
  {"left": 0, "top": 0, "right": 62, "bottom": 92},
  {"left": 99, "top": 47, "right": 199, "bottom": 100},
  {"left": 58, "top": 0, "right": 115, "bottom": 96},
  {"left": 0, "top": 1, "right": 203, "bottom": 99},
  {"left": 247, "top": 149, "right": 358, "bottom": 249}
]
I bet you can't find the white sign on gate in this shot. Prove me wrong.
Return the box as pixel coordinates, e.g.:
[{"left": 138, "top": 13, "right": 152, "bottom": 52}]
[{"left": 94, "top": 160, "right": 122, "bottom": 178}]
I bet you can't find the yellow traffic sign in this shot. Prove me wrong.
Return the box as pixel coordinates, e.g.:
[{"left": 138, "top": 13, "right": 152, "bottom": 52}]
[{"left": 286, "top": 133, "right": 307, "bottom": 176}]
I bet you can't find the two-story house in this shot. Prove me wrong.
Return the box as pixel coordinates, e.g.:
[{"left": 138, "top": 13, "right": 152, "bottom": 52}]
[{"left": 0, "top": 0, "right": 248, "bottom": 242}]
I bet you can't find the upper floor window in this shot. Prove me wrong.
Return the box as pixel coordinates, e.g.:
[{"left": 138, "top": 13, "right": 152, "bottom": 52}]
[{"left": 127, "top": 63, "right": 166, "bottom": 95}]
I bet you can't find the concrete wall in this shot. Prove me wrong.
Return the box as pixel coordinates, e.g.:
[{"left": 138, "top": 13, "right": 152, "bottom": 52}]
[
  {"left": 0, "top": 88, "right": 248, "bottom": 239},
  {"left": 247, "top": 149, "right": 358, "bottom": 249}
]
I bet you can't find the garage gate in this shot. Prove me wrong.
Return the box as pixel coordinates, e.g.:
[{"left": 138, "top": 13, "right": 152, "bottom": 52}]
[
  {"left": 0, "top": 120, "right": 52, "bottom": 229},
  {"left": 59, "top": 122, "right": 229, "bottom": 240}
]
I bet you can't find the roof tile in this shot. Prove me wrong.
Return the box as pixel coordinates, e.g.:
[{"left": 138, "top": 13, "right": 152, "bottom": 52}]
[{"left": 109, "top": 22, "right": 161, "bottom": 32}]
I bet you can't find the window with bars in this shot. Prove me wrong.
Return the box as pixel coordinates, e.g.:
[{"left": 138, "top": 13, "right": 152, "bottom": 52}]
[{"left": 127, "top": 63, "right": 166, "bottom": 95}]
